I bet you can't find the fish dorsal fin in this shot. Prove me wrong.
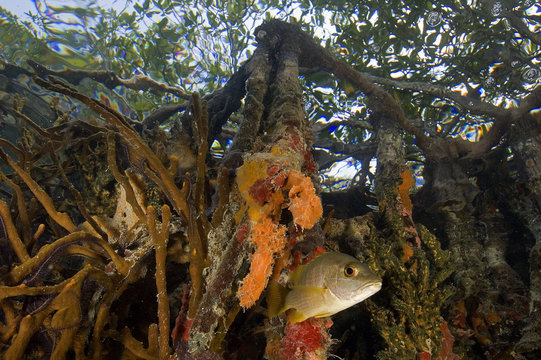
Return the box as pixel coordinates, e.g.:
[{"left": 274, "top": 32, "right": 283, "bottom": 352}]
[{"left": 267, "top": 278, "right": 289, "bottom": 317}]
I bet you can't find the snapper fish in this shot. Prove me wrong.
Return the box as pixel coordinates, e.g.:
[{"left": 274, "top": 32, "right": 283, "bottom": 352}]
[{"left": 268, "top": 252, "right": 382, "bottom": 323}]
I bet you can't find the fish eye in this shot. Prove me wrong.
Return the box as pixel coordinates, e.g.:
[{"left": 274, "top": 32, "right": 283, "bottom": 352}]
[{"left": 344, "top": 263, "right": 358, "bottom": 277}]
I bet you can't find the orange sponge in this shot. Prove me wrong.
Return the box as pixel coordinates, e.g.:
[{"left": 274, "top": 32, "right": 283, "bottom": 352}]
[
  {"left": 398, "top": 169, "right": 415, "bottom": 211},
  {"left": 237, "top": 217, "right": 287, "bottom": 308},
  {"left": 287, "top": 171, "right": 322, "bottom": 229}
]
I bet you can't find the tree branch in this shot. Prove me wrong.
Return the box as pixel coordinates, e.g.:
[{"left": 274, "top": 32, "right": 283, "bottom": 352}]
[
  {"left": 516, "top": 85, "right": 541, "bottom": 117},
  {"left": 504, "top": 10, "right": 541, "bottom": 46},
  {"left": 361, "top": 73, "right": 504, "bottom": 117},
  {"left": 28, "top": 60, "right": 191, "bottom": 100}
]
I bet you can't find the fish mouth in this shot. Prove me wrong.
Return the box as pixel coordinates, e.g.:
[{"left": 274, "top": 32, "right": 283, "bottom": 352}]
[
  {"left": 351, "top": 280, "right": 382, "bottom": 297},
  {"left": 333, "top": 279, "right": 382, "bottom": 298},
  {"left": 327, "top": 278, "right": 382, "bottom": 300},
  {"left": 360, "top": 280, "right": 382, "bottom": 292},
  {"left": 332, "top": 280, "right": 382, "bottom": 303}
]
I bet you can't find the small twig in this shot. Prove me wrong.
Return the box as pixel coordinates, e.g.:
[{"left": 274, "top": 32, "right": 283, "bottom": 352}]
[
  {"left": 7, "top": 231, "right": 90, "bottom": 284},
  {"left": 142, "top": 103, "right": 188, "bottom": 130},
  {"left": 0, "top": 170, "right": 32, "bottom": 245},
  {"left": 0, "top": 139, "right": 24, "bottom": 160},
  {"left": 211, "top": 167, "right": 230, "bottom": 228},
  {"left": 183, "top": 94, "right": 212, "bottom": 321},
  {"left": 119, "top": 327, "right": 159, "bottom": 360},
  {"left": 147, "top": 205, "right": 172, "bottom": 360},
  {"left": 0, "top": 299, "right": 20, "bottom": 343},
  {"left": 106, "top": 132, "right": 147, "bottom": 221},
  {"left": 30, "top": 223, "right": 45, "bottom": 244},
  {"left": 0, "top": 149, "right": 77, "bottom": 233},
  {"left": 192, "top": 93, "right": 210, "bottom": 246},
  {"left": 9, "top": 104, "right": 63, "bottom": 141},
  {"left": 64, "top": 245, "right": 106, "bottom": 262},
  {"left": 0, "top": 199, "right": 29, "bottom": 262}
]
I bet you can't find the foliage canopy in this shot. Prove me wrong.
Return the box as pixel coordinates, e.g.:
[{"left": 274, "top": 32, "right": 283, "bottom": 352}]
[{"left": 2, "top": 1, "right": 538, "bottom": 189}]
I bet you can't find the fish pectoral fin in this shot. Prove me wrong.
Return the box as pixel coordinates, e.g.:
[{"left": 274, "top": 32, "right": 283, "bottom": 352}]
[
  {"left": 285, "top": 286, "right": 328, "bottom": 323},
  {"left": 288, "top": 309, "right": 309, "bottom": 324},
  {"left": 267, "top": 278, "right": 289, "bottom": 317},
  {"left": 287, "top": 287, "right": 328, "bottom": 323}
]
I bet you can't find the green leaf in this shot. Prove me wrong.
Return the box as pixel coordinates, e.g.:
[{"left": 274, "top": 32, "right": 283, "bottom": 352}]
[{"left": 157, "top": 17, "right": 168, "bottom": 29}]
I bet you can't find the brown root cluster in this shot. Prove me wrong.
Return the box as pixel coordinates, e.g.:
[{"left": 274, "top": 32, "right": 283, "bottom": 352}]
[{"left": 0, "top": 83, "right": 215, "bottom": 359}]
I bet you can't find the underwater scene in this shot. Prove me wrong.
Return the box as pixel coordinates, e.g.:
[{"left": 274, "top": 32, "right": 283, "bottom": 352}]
[{"left": 0, "top": 0, "right": 540, "bottom": 359}]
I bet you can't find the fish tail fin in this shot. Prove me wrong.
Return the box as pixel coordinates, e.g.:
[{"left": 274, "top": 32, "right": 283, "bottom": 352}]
[{"left": 267, "top": 278, "right": 288, "bottom": 318}]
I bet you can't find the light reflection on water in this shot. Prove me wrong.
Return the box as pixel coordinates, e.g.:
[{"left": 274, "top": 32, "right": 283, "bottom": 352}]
[
  {"left": 454, "top": 122, "right": 493, "bottom": 142},
  {"left": 16, "top": 0, "right": 157, "bottom": 120},
  {"left": 30, "top": 0, "right": 104, "bottom": 69},
  {"left": 411, "top": 163, "right": 425, "bottom": 187},
  {"left": 320, "top": 157, "right": 362, "bottom": 191}
]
